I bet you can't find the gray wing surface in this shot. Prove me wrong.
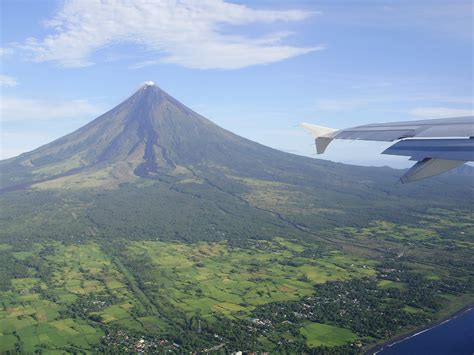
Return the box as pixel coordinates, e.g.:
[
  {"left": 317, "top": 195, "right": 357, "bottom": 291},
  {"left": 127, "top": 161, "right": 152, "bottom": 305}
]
[
  {"left": 300, "top": 116, "right": 474, "bottom": 183},
  {"left": 331, "top": 116, "right": 473, "bottom": 142}
]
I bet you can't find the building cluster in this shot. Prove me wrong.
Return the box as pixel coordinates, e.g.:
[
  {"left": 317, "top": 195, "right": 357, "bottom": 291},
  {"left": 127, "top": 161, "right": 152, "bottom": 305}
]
[{"left": 101, "top": 330, "right": 179, "bottom": 353}]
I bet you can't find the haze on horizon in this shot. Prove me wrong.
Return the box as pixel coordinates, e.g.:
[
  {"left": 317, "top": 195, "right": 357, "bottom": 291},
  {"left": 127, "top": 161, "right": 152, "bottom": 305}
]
[{"left": 1, "top": 0, "right": 473, "bottom": 168}]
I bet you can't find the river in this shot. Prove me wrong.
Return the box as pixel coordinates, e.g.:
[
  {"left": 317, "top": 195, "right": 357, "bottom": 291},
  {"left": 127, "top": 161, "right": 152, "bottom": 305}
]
[{"left": 376, "top": 307, "right": 474, "bottom": 355}]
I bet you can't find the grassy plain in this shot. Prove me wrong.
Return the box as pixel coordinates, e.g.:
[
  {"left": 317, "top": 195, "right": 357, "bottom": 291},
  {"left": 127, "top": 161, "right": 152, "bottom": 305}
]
[{"left": 300, "top": 322, "right": 358, "bottom": 347}]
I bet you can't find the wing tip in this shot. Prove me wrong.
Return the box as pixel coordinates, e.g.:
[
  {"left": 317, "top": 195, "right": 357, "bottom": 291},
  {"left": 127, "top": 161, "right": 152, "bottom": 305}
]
[{"left": 300, "top": 122, "right": 337, "bottom": 154}]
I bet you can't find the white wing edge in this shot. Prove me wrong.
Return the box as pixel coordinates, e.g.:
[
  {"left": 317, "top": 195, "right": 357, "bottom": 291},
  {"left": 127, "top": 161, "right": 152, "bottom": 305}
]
[{"left": 299, "top": 123, "right": 338, "bottom": 154}]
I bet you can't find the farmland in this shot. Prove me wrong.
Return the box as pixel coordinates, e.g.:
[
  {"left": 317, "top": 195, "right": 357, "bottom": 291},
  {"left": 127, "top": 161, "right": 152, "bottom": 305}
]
[
  {"left": 0, "top": 238, "right": 377, "bottom": 352},
  {"left": 122, "top": 238, "right": 376, "bottom": 319},
  {"left": 0, "top": 209, "right": 472, "bottom": 353},
  {"left": 0, "top": 243, "right": 141, "bottom": 353},
  {"left": 300, "top": 322, "right": 358, "bottom": 347}
]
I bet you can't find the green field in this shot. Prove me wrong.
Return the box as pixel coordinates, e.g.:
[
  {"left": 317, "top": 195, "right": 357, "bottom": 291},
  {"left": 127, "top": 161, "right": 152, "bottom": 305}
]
[
  {"left": 124, "top": 238, "right": 376, "bottom": 319},
  {"left": 300, "top": 322, "right": 358, "bottom": 347},
  {"left": 0, "top": 243, "right": 145, "bottom": 353}
]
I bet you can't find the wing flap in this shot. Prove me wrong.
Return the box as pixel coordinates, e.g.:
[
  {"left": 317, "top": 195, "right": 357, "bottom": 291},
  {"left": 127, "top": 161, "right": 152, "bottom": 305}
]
[{"left": 400, "top": 158, "right": 467, "bottom": 183}]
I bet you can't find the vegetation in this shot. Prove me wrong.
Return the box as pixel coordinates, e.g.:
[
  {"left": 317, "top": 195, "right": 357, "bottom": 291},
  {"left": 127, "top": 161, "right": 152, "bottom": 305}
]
[
  {"left": 0, "top": 208, "right": 472, "bottom": 353},
  {"left": 300, "top": 323, "right": 357, "bottom": 348}
]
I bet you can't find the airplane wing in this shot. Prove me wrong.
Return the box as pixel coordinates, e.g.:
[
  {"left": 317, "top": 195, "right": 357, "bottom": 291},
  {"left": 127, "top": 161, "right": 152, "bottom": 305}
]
[{"left": 300, "top": 116, "right": 474, "bottom": 183}]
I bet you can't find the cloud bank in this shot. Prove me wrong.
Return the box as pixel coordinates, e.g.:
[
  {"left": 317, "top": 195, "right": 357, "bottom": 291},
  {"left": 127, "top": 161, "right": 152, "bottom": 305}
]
[
  {"left": 20, "top": 0, "right": 319, "bottom": 69},
  {"left": 0, "top": 75, "right": 18, "bottom": 87},
  {"left": 0, "top": 97, "right": 101, "bottom": 122}
]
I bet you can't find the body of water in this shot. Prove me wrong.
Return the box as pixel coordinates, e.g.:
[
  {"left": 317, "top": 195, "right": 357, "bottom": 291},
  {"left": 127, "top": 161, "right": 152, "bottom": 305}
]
[{"left": 377, "top": 308, "right": 474, "bottom": 355}]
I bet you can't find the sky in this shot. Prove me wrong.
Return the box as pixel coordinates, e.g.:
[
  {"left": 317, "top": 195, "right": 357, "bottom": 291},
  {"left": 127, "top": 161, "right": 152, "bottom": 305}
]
[{"left": 1, "top": 0, "right": 473, "bottom": 168}]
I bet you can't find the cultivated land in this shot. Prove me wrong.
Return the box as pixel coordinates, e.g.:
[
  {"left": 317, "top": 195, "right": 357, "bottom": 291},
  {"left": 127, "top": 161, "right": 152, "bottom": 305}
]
[
  {"left": 0, "top": 208, "right": 472, "bottom": 353},
  {"left": 300, "top": 322, "right": 357, "bottom": 348}
]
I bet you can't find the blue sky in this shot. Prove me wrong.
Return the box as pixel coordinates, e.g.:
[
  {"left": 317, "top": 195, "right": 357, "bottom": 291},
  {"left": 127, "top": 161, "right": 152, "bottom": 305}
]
[{"left": 1, "top": 0, "right": 472, "bottom": 167}]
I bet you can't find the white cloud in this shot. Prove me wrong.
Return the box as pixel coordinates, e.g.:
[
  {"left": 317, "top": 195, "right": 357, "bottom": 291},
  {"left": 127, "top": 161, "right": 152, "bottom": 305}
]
[
  {"left": 409, "top": 107, "right": 474, "bottom": 119},
  {"left": 20, "top": 0, "right": 319, "bottom": 69},
  {"left": 0, "top": 97, "right": 101, "bottom": 122},
  {"left": 0, "top": 48, "right": 13, "bottom": 57},
  {"left": 0, "top": 75, "right": 18, "bottom": 87}
]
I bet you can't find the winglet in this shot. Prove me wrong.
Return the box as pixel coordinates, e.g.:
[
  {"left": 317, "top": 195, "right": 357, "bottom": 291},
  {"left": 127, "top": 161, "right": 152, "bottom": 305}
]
[{"left": 300, "top": 123, "right": 338, "bottom": 154}]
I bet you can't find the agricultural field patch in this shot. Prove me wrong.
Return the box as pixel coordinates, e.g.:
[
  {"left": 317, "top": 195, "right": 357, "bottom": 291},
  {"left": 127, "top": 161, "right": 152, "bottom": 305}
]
[
  {"left": 300, "top": 322, "right": 358, "bottom": 347},
  {"left": 0, "top": 242, "right": 147, "bottom": 353},
  {"left": 124, "top": 239, "right": 377, "bottom": 319}
]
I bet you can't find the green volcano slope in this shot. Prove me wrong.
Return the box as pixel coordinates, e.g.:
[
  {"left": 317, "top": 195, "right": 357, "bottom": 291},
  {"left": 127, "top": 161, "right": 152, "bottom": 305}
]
[{"left": 1, "top": 83, "right": 472, "bottom": 242}]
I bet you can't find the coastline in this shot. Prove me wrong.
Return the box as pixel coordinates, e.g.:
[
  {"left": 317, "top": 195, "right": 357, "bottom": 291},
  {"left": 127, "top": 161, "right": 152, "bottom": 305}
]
[{"left": 365, "top": 302, "right": 474, "bottom": 355}]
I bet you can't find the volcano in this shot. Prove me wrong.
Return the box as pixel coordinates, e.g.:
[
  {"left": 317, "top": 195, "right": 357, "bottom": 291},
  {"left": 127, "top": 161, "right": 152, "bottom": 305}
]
[
  {"left": 1, "top": 82, "right": 339, "bottom": 189},
  {"left": 0, "top": 83, "right": 472, "bottom": 242}
]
